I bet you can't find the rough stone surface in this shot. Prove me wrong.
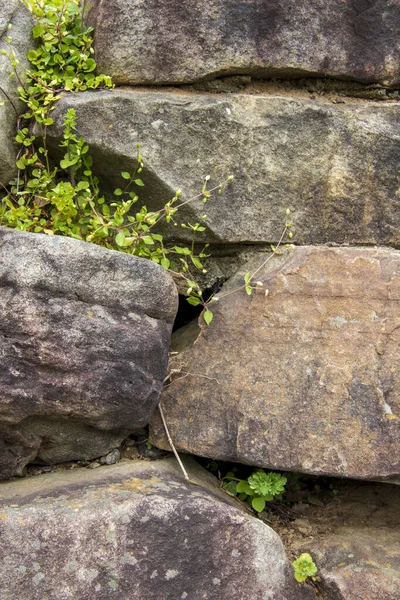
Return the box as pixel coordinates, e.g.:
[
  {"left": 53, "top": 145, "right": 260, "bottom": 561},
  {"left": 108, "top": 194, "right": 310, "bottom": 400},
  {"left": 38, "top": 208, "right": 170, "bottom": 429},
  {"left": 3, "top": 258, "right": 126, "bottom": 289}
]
[
  {"left": 88, "top": 0, "right": 400, "bottom": 87},
  {"left": 0, "top": 0, "right": 33, "bottom": 185},
  {"left": 0, "top": 457, "right": 315, "bottom": 600},
  {"left": 0, "top": 227, "right": 178, "bottom": 479},
  {"left": 150, "top": 246, "right": 400, "bottom": 481},
  {"left": 287, "top": 482, "right": 400, "bottom": 600},
  {"left": 47, "top": 90, "right": 400, "bottom": 248}
]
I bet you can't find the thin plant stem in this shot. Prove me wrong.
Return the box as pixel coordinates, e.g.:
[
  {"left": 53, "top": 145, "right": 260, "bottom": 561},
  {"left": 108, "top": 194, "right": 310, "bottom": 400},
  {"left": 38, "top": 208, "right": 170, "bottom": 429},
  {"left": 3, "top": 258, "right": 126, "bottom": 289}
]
[{"left": 158, "top": 402, "right": 190, "bottom": 481}]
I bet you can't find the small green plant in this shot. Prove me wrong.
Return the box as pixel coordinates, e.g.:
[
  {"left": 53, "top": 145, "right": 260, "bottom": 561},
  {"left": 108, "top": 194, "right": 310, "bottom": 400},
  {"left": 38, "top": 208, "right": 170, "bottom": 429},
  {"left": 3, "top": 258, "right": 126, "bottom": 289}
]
[
  {"left": 292, "top": 553, "right": 318, "bottom": 583},
  {"left": 222, "top": 469, "right": 287, "bottom": 513}
]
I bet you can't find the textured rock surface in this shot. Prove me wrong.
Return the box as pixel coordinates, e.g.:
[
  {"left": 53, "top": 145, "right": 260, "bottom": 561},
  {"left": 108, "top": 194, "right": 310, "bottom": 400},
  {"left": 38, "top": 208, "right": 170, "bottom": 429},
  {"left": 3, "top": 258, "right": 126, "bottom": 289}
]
[
  {"left": 0, "top": 458, "right": 315, "bottom": 600},
  {"left": 150, "top": 246, "right": 400, "bottom": 481},
  {"left": 47, "top": 90, "right": 400, "bottom": 248},
  {"left": 0, "top": 0, "right": 33, "bottom": 185},
  {"left": 290, "top": 482, "right": 400, "bottom": 600},
  {"left": 0, "top": 227, "right": 178, "bottom": 479},
  {"left": 89, "top": 0, "right": 400, "bottom": 87}
]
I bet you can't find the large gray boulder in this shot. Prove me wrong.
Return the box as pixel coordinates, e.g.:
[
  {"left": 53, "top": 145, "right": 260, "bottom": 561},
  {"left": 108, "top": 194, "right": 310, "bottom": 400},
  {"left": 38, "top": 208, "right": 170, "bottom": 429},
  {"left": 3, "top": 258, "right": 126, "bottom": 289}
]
[
  {"left": 88, "top": 0, "right": 400, "bottom": 87},
  {"left": 0, "top": 458, "right": 315, "bottom": 600},
  {"left": 0, "top": 0, "right": 33, "bottom": 186},
  {"left": 0, "top": 227, "right": 178, "bottom": 479},
  {"left": 150, "top": 246, "right": 400, "bottom": 482},
  {"left": 47, "top": 90, "right": 400, "bottom": 248}
]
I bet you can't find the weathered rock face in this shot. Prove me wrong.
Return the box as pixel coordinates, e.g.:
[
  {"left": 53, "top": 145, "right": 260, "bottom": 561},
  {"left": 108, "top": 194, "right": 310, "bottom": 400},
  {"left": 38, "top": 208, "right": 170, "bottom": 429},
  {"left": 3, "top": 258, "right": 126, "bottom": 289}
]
[
  {"left": 0, "top": 458, "right": 315, "bottom": 600},
  {"left": 0, "top": 0, "right": 33, "bottom": 185},
  {"left": 47, "top": 90, "right": 400, "bottom": 248},
  {"left": 150, "top": 246, "right": 400, "bottom": 481},
  {"left": 290, "top": 482, "right": 400, "bottom": 600},
  {"left": 0, "top": 227, "right": 178, "bottom": 479},
  {"left": 89, "top": 0, "right": 400, "bottom": 87},
  {"left": 306, "top": 529, "right": 400, "bottom": 600}
]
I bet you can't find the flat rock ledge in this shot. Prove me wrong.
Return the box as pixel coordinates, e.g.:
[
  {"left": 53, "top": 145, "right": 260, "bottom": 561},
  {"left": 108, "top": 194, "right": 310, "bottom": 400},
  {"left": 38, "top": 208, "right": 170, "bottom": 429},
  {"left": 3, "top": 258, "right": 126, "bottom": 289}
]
[
  {"left": 0, "top": 228, "right": 178, "bottom": 479},
  {"left": 47, "top": 90, "right": 400, "bottom": 248},
  {"left": 88, "top": 0, "right": 400, "bottom": 87},
  {"left": 0, "top": 458, "right": 315, "bottom": 600},
  {"left": 151, "top": 245, "right": 400, "bottom": 482}
]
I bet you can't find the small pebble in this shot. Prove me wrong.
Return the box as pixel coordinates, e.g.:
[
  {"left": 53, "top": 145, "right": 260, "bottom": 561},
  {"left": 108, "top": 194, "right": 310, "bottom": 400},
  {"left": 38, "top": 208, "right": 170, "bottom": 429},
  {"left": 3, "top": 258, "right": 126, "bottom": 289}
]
[{"left": 99, "top": 449, "right": 121, "bottom": 465}]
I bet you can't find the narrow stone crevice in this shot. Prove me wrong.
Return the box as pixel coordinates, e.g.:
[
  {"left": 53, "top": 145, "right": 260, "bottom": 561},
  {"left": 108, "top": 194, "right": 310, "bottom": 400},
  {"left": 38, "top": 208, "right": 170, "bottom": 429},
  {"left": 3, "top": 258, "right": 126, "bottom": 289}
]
[{"left": 116, "top": 74, "right": 400, "bottom": 101}]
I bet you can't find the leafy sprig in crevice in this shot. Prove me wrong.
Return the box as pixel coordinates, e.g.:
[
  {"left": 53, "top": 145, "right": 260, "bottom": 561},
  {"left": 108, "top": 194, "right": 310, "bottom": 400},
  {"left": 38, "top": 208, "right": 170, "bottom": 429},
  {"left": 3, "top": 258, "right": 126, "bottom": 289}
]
[{"left": 0, "top": 0, "right": 235, "bottom": 323}]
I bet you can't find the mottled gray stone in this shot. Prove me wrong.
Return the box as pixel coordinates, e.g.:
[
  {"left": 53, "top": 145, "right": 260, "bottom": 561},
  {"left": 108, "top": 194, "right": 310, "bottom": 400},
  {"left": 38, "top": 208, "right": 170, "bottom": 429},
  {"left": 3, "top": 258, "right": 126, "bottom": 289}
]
[
  {"left": 88, "top": 0, "right": 400, "bottom": 87},
  {"left": 151, "top": 246, "right": 400, "bottom": 482},
  {"left": 46, "top": 90, "right": 400, "bottom": 248},
  {"left": 0, "top": 227, "right": 178, "bottom": 479},
  {"left": 0, "top": 458, "right": 315, "bottom": 600},
  {"left": 0, "top": 0, "right": 33, "bottom": 185}
]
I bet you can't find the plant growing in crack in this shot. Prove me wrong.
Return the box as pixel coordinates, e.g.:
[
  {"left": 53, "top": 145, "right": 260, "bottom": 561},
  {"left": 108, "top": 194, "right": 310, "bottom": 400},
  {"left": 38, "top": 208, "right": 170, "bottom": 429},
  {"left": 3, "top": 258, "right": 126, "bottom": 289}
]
[
  {"left": 292, "top": 553, "right": 318, "bottom": 583},
  {"left": 222, "top": 469, "right": 287, "bottom": 513},
  {"left": 0, "top": 0, "right": 233, "bottom": 314}
]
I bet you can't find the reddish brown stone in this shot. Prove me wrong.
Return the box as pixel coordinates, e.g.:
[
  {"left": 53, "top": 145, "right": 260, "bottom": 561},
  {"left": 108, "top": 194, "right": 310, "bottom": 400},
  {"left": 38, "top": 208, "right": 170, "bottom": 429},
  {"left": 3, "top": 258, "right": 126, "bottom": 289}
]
[{"left": 151, "top": 246, "right": 400, "bottom": 481}]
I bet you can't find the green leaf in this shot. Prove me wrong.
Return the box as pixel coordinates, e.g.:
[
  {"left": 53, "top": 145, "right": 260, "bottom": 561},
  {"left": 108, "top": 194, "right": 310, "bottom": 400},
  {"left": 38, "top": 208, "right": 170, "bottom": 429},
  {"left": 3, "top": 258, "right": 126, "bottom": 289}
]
[
  {"left": 121, "top": 171, "right": 131, "bottom": 179},
  {"left": 191, "top": 256, "right": 203, "bottom": 269},
  {"left": 16, "top": 158, "right": 26, "bottom": 169},
  {"left": 187, "top": 297, "right": 201, "bottom": 306},
  {"left": 141, "top": 235, "right": 154, "bottom": 245},
  {"left": 27, "top": 50, "right": 39, "bottom": 61},
  {"left": 115, "top": 231, "right": 126, "bottom": 247},
  {"left": 236, "top": 480, "right": 253, "bottom": 495},
  {"left": 32, "top": 25, "right": 45, "bottom": 39},
  {"left": 114, "top": 188, "right": 123, "bottom": 196},
  {"left": 160, "top": 257, "right": 170, "bottom": 269},
  {"left": 251, "top": 497, "right": 266, "bottom": 513},
  {"left": 244, "top": 271, "right": 251, "bottom": 284},
  {"left": 134, "top": 179, "right": 145, "bottom": 187},
  {"left": 223, "top": 480, "right": 239, "bottom": 495},
  {"left": 75, "top": 181, "right": 89, "bottom": 191},
  {"left": 245, "top": 284, "right": 252, "bottom": 296},
  {"left": 173, "top": 246, "right": 191, "bottom": 255},
  {"left": 203, "top": 310, "right": 213, "bottom": 325},
  {"left": 83, "top": 58, "right": 96, "bottom": 72}
]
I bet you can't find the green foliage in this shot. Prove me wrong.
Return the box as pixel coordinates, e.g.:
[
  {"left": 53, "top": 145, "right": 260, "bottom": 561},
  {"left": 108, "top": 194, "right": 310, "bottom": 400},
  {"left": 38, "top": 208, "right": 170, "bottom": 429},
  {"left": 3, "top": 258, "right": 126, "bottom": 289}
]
[
  {"left": 0, "top": 0, "right": 236, "bottom": 324},
  {"left": 222, "top": 469, "right": 287, "bottom": 513},
  {"left": 20, "top": 0, "right": 112, "bottom": 121},
  {"left": 292, "top": 553, "right": 318, "bottom": 583}
]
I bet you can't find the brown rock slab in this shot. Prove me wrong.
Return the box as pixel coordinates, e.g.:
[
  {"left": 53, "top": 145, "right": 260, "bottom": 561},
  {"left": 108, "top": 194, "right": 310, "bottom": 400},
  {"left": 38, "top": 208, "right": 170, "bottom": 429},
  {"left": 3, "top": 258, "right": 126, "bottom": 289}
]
[
  {"left": 0, "top": 457, "right": 315, "bottom": 600},
  {"left": 46, "top": 90, "right": 400, "bottom": 248},
  {"left": 0, "top": 227, "right": 178, "bottom": 479},
  {"left": 88, "top": 0, "right": 400, "bottom": 87},
  {"left": 288, "top": 482, "right": 400, "bottom": 600},
  {"left": 150, "top": 246, "right": 400, "bottom": 481}
]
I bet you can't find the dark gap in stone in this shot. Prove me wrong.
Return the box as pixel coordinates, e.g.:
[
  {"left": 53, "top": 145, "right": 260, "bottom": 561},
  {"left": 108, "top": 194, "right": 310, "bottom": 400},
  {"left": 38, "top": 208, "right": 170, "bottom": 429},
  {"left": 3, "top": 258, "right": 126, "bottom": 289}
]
[
  {"left": 172, "top": 279, "right": 226, "bottom": 333},
  {"left": 172, "top": 294, "right": 202, "bottom": 333}
]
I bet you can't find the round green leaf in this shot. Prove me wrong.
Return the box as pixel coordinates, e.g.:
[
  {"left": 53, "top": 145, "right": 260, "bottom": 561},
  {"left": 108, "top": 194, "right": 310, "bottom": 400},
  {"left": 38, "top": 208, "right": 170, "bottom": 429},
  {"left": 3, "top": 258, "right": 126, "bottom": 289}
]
[
  {"left": 251, "top": 497, "right": 266, "bottom": 513},
  {"left": 115, "top": 231, "right": 126, "bottom": 247}
]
